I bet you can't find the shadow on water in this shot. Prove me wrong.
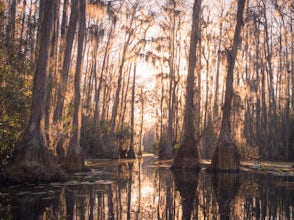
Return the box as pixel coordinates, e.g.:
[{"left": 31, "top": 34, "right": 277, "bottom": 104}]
[
  {"left": 211, "top": 173, "right": 240, "bottom": 220},
  {"left": 0, "top": 154, "right": 294, "bottom": 219},
  {"left": 172, "top": 170, "right": 199, "bottom": 220}
]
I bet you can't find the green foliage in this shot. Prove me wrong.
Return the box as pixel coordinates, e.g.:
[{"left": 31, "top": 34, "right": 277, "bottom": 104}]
[
  {"left": 80, "top": 115, "right": 133, "bottom": 157},
  {"left": 0, "top": 50, "right": 31, "bottom": 168},
  {"left": 115, "top": 126, "right": 132, "bottom": 140},
  {"left": 80, "top": 115, "right": 96, "bottom": 154},
  {"left": 201, "top": 119, "right": 218, "bottom": 159},
  {"left": 156, "top": 138, "right": 168, "bottom": 157},
  {"left": 115, "top": 125, "right": 132, "bottom": 153},
  {"left": 260, "top": 165, "right": 268, "bottom": 173},
  {"left": 174, "top": 143, "right": 180, "bottom": 150},
  {"left": 151, "top": 143, "right": 159, "bottom": 155},
  {"left": 100, "top": 119, "right": 111, "bottom": 134},
  {"left": 238, "top": 143, "right": 260, "bottom": 160},
  {"left": 80, "top": 116, "right": 114, "bottom": 155}
]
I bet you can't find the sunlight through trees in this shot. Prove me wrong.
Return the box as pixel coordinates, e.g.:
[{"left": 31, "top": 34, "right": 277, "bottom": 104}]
[{"left": 0, "top": 0, "right": 294, "bottom": 181}]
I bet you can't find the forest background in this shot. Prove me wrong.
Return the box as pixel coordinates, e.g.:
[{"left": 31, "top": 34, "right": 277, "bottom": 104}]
[{"left": 0, "top": 0, "right": 293, "bottom": 175}]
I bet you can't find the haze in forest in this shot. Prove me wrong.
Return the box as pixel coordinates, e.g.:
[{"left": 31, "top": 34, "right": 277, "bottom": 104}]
[{"left": 0, "top": 0, "right": 293, "bottom": 182}]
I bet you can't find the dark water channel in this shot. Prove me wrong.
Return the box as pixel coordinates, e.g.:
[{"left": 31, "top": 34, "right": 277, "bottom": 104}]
[{"left": 0, "top": 155, "right": 293, "bottom": 219}]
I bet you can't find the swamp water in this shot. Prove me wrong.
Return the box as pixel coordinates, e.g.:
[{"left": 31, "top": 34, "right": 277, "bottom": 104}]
[{"left": 0, "top": 155, "right": 293, "bottom": 219}]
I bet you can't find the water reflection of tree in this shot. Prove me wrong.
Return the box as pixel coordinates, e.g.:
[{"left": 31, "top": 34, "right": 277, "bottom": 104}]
[
  {"left": 212, "top": 173, "right": 240, "bottom": 220},
  {"left": 65, "top": 185, "right": 90, "bottom": 219},
  {"left": 197, "top": 172, "right": 219, "bottom": 218},
  {"left": 172, "top": 170, "right": 199, "bottom": 220},
  {"left": 10, "top": 193, "right": 60, "bottom": 219},
  {"left": 158, "top": 167, "right": 174, "bottom": 219},
  {"left": 130, "top": 156, "right": 176, "bottom": 219},
  {"left": 3, "top": 157, "right": 294, "bottom": 219},
  {"left": 116, "top": 162, "right": 133, "bottom": 219},
  {"left": 236, "top": 173, "right": 294, "bottom": 219},
  {"left": 89, "top": 186, "right": 95, "bottom": 220},
  {"left": 65, "top": 187, "right": 75, "bottom": 219},
  {"left": 126, "top": 162, "right": 134, "bottom": 219},
  {"left": 134, "top": 156, "right": 161, "bottom": 219}
]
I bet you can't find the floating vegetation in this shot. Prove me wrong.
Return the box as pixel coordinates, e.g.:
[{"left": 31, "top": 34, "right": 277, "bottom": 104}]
[
  {"left": 15, "top": 191, "right": 31, "bottom": 196},
  {"left": 30, "top": 191, "right": 48, "bottom": 195},
  {"left": 95, "top": 180, "right": 114, "bottom": 185},
  {"left": 50, "top": 182, "right": 62, "bottom": 188},
  {"left": 62, "top": 181, "right": 79, "bottom": 186},
  {"left": 41, "top": 196, "right": 57, "bottom": 200}
]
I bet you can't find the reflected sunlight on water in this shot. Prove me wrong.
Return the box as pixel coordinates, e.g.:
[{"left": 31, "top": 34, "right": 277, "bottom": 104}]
[{"left": 0, "top": 154, "right": 293, "bottom": 219}]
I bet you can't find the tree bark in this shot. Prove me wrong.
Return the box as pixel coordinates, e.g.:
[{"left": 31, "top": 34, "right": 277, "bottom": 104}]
[
  {"left": 6, "top": 0, "right": 16, "bottom": 58},
  {"left": 54, "top": 0, "right": 78, "bottom": 122},
  {"left": 128, "top": 62, "right": 136, "bottom": 158},
  {"left": 46, "top": 0, "right": 60, "bottom": 151},
  {"left": 138, "top": 87, "right": 145, "bottom": 157},
  {"left": 0, "top": 1, "right": 5, "bottom": 33},
  {"left": 213, "top": 8, "right": 224, "bottom": 119},
  {"left": 210, "top": 0, "right": 246, "bottom": 172},
  {"left": 6, "top": 0, "right": 64, "bottom": 182},
  {"left": 53, "top": 0, "right": 78, "bottom": 162},
  {"left": 110, "top": 14, "right": 134, "bottom": 135},
  {"left": 262, "top": 0, "right": 277, "bottom": 159},
  {"left": 93, "top": 25, "right": 114, "bottom": 157},
  {"left": 171, "top": 0, "right": 202, "bottom": 170},
  {"left": 65, "top": 0, "right": 86, "bottom": 172},
  {"left": 253, "top": 17, "right": 262, "bottom": 151},
  {"left": 120, "top": 65, "right": 131, "bottom": 130},
  {"left": 166, "top": 0, "right": 177, "bottom": 159},
  {"left": 108, "top": 5, "right": 137, "bottom": 158}
]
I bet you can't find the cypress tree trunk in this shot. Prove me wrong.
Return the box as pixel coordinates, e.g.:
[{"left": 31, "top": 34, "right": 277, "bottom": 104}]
[
  {"left": 213, "top": 7, "right": 224, "bottom": 119},
  {"left": 0, "top": 1, "right": 5, "bottom": 33},
  {"left": 54, "top": 0, "right": 79, "bottom": 162},
  {"left": 171, "top": 0, "right": 202, "bottom": 170},
  {"left": 45, "top": 0, "right": 59, "bottom": 151},
  {"left": 54, "top": 0, "right": 78, "bottom": 123},
  {"left": 6, "top": 0, "right": 64, "bottom": 182},
  {"left": 93, "top": 51, "right": 103, "bottom": 157},
  {"left": 65, "top": 0, "right": 86, "bottom": 172},
  {"left": 138, "top": 87, "right": 144, "bottom": 157},
  {"left": 210, "top": 0, "right": 246, "bottom": 172},
  {"left": 93, "top": 25, "right": 114, "bottom": 157},
  {"left": 108, "top": 5, "right": 136, "bottom": 158},
  {"left": 6, "top": 0, "right": 16, "bottom": 57},
  {"left": 165, "top": 0, "right": 177, "bottom": 160},
  {"left": 128, "top": 63, "right": 136, "bottom": 158}
]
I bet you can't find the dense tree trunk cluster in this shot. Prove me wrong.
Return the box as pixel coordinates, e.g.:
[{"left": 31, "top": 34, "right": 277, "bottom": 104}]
[
  {"left": 4, "top": 0, "right": 65, "bottom": 182},
  {"left": 0, "top": 0, "right": 293, "bottom": 181}
]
